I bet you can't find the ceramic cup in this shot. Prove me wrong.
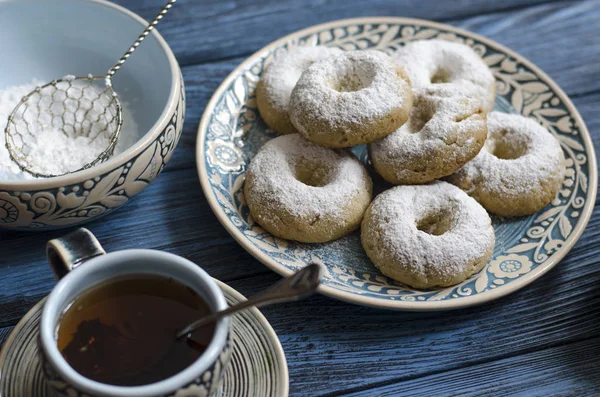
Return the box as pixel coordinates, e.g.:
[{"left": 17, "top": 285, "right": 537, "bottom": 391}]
[{"left": 39, "top": 228, "right": 232, "bottom": 397}]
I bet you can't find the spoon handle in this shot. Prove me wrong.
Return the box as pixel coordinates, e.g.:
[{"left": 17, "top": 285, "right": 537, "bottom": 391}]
[
  {"left": 177, "top": 299, "right": 265, "bottom": 337},
  {"left": 177, "top": 264, "right": 322, "bottom": 339}
]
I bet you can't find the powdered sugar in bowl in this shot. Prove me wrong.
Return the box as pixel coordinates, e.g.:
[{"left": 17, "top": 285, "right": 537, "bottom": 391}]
[{"left": 0, "top": 0, "right": 184, "bottom": 230}]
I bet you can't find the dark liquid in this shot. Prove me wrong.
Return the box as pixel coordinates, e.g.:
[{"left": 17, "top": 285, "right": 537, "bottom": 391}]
[{"left": 57, "top": 274, "right": 214, "bottom": 386}]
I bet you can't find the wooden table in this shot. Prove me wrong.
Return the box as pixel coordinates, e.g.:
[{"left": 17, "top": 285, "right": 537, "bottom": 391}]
[{"left": 2, "top": 0, "right": 600, "bottom": 395}]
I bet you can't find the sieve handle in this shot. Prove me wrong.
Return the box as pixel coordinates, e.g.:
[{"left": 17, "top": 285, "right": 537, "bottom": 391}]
[{"left": 106, "top": 0, "right": 177, "bottom": 78}]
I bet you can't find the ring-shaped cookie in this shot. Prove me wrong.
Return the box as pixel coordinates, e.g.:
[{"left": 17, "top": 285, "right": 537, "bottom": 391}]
[
  {"left": 244, "top": 134, "right": 373, "bottom": 242},
  {"left": 289, "top": 50, "right": 412, "bottom": 147},
  {"left": 361, "top": 182, "right": 495, "bottom": 289},
  {"left": 447, "top": 112, "right": 566, "bottom": 217},
  {"left": 369, "top": 85, "right": 486, "bottom": 185}
]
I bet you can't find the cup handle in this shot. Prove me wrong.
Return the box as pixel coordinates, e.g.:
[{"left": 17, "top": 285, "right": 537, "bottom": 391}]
[{"left": 46, "top": 228, "right": 106, "bottom": 280}]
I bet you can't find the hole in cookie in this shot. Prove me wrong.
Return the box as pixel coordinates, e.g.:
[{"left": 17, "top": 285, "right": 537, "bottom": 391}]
[
  {"left": 295, "top": 163, "right": 332, "bottom": 187},
  {"left": 332, "top": 65, "right": 375, "bottom": 92},
  {"left": 416, "top": 208, "right": 454, "bottom": 236},
  {"left": 487, "top": 130, "right": 528, "bottom": 160},
  {"left": 431, "top": 68, "right": 452, "bottom": 84},
  {"left": 406, "top": 104, "right": 435, "bottom": 134}
]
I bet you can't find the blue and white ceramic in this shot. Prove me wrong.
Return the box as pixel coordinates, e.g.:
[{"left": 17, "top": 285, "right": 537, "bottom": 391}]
[
  {"left": 40, "top": 229, "right": 231, "bottom": 397},
  {"left": 196, "top": 18, "right": 597, "bottom": 310},
  {"left": 0, "top": 0, "right": 184, "bottom": 230},
  {"left": 0, "top": 282, "right": 289, "bottom": 397}
]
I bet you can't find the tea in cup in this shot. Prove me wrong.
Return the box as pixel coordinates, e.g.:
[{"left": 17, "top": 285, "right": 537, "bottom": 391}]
[{"left": 40, "top": 228, "right": 231, "bottom": 397}]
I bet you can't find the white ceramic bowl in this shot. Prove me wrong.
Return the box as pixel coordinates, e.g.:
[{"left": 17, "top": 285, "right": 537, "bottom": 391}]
[{"left": 0, "top": 0, "right": 184, "bottom": 230}]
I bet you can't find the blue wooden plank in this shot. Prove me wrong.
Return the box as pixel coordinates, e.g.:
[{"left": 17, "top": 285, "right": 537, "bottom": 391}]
[
  {"left": 338, "top": 337, "right": 600, "bottom": 396},
  {"left": 458, "top": 0, "right": 600, "bottom": 97},
  {"left": 224, "top": 225, "right": 600, "bottom": 395},
  {"left": 3, "top": 143, "right": 600, "bottom": 393},
  {"left": 1, "top": 1, "right": 600, "bottom": 396},
  {"left": 0, "top": 326, "right": 13, "bottom": 347},
  {"left": 152, "top": 1, "right": 600, "bottom": 173},
  {"left": 118, "top": 0, "right": 600, "bottom": 99},
  {"left": 0, "top": 167, "right": 270, "bottom": 328},
  {"left": 2, "top": 80, "right": 599, "bottom": 323},
  {"left": 114, "top": 0, "right": 559, "bottom": 66}
]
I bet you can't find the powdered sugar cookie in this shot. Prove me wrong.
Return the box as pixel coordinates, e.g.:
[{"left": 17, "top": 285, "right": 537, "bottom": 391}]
[
  {"left": 244, "top": 134, "right": 372, "bottom": 243},
  {"left": 447, "top": 112, "right": 565, "bottom": 217},
  {"left": 368, "top": 85, "right": 486, "bottom": 185},
  {"left": 394, "top": 39, "right": 496, "bottom": 111},
  {"left": 361, "top": 182, "right": 495, "bottom": 289},
  {"left": 289, "top": 50, "right": 412, "bottom": 148},
  {"left": 257, "top": 46, "right": 342, "bottom": 135}
]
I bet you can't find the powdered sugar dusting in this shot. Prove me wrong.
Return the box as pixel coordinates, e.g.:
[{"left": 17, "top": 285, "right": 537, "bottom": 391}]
[
  {"left": 363, "top": 182, "right": 494, "bottom": 282},
  {"left": 369, "top": 85, "right": 484, "bottom": 171},
  {"left": 261, "top": 46, "right": 342, "bottom": 112},
  {"left": 289, "top": 50, "right": 411, "bottom": 130},
  {"left": 22, "top": 131, "right": 111, "bottom": 176},
  {"left": 394, "top": 39, "right": 496, "bottom": 111},
  {"left": 245, "top": 134, "right": 369, "bottom": 225},
  {"left": 450, "top": 112, "right": 565, "bottom": 198},
  {"left": 0, "top": 82, "right": 41, "bottom": 180},
  {"left": 0, "top": 80, "right": 139, "bottom": 180}
]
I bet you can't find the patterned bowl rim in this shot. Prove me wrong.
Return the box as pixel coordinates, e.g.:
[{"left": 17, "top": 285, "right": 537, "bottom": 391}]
[
  {"left": 0, "top": 0, "right": 181, "bottom": 190},
  {"left": 196, "top": 17, "right": 597, "bottom": 310},
  {"left": 0, "top": 279, "right": 290, "bottom": 397}
]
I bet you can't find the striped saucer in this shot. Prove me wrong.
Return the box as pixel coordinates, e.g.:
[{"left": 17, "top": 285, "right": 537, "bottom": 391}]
[{"left": 0, "top": 280, "right": 289, "bottom": 397}]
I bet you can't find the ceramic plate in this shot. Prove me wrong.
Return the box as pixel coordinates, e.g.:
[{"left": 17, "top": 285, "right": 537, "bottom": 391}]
[
  {"left": 0, "top": 280, "right": 289, "bottom": 397},
  {"left": 196, "top": 17, "right": 597, "bottom": 310}
]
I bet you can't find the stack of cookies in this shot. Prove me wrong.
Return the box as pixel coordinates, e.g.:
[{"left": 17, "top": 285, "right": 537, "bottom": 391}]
[{"left": 245, "top": 39, "right": 565, "bottom": 289}]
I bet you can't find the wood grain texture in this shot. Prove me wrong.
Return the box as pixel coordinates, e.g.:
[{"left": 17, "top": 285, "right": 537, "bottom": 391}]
[
  {"left": 458, "top": 0, "right": 600, "bottom": 97},
  {"left": 338, "top": 337, "right": 600, "bottom": 396},
  {"left": 1, "top": 0, "right": 600, "bottom": 395},
  {"left": 0, "top": 327, "right": 12, "bottom": 348},
  {"left": 146, "top": 0, "right": 600, "bottom": 173},
  {"left": 0, "top": 167, "right": 266, "bottom": 327},
  {"left": 222, "top": 221, "right": 600, "bottom": 395},
  {"left": 114, "top": 0, "right": 565, "bottom": 66}
]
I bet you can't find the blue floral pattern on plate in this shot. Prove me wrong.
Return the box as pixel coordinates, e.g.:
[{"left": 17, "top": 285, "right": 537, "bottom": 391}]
[{"left": 197, "top": 18, "right": 596, "bottom": 309}]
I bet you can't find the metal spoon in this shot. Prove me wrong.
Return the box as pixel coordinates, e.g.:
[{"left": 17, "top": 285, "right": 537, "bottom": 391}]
[{"left": 176, "top": 264, "right": 322, "bottom": 339}]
